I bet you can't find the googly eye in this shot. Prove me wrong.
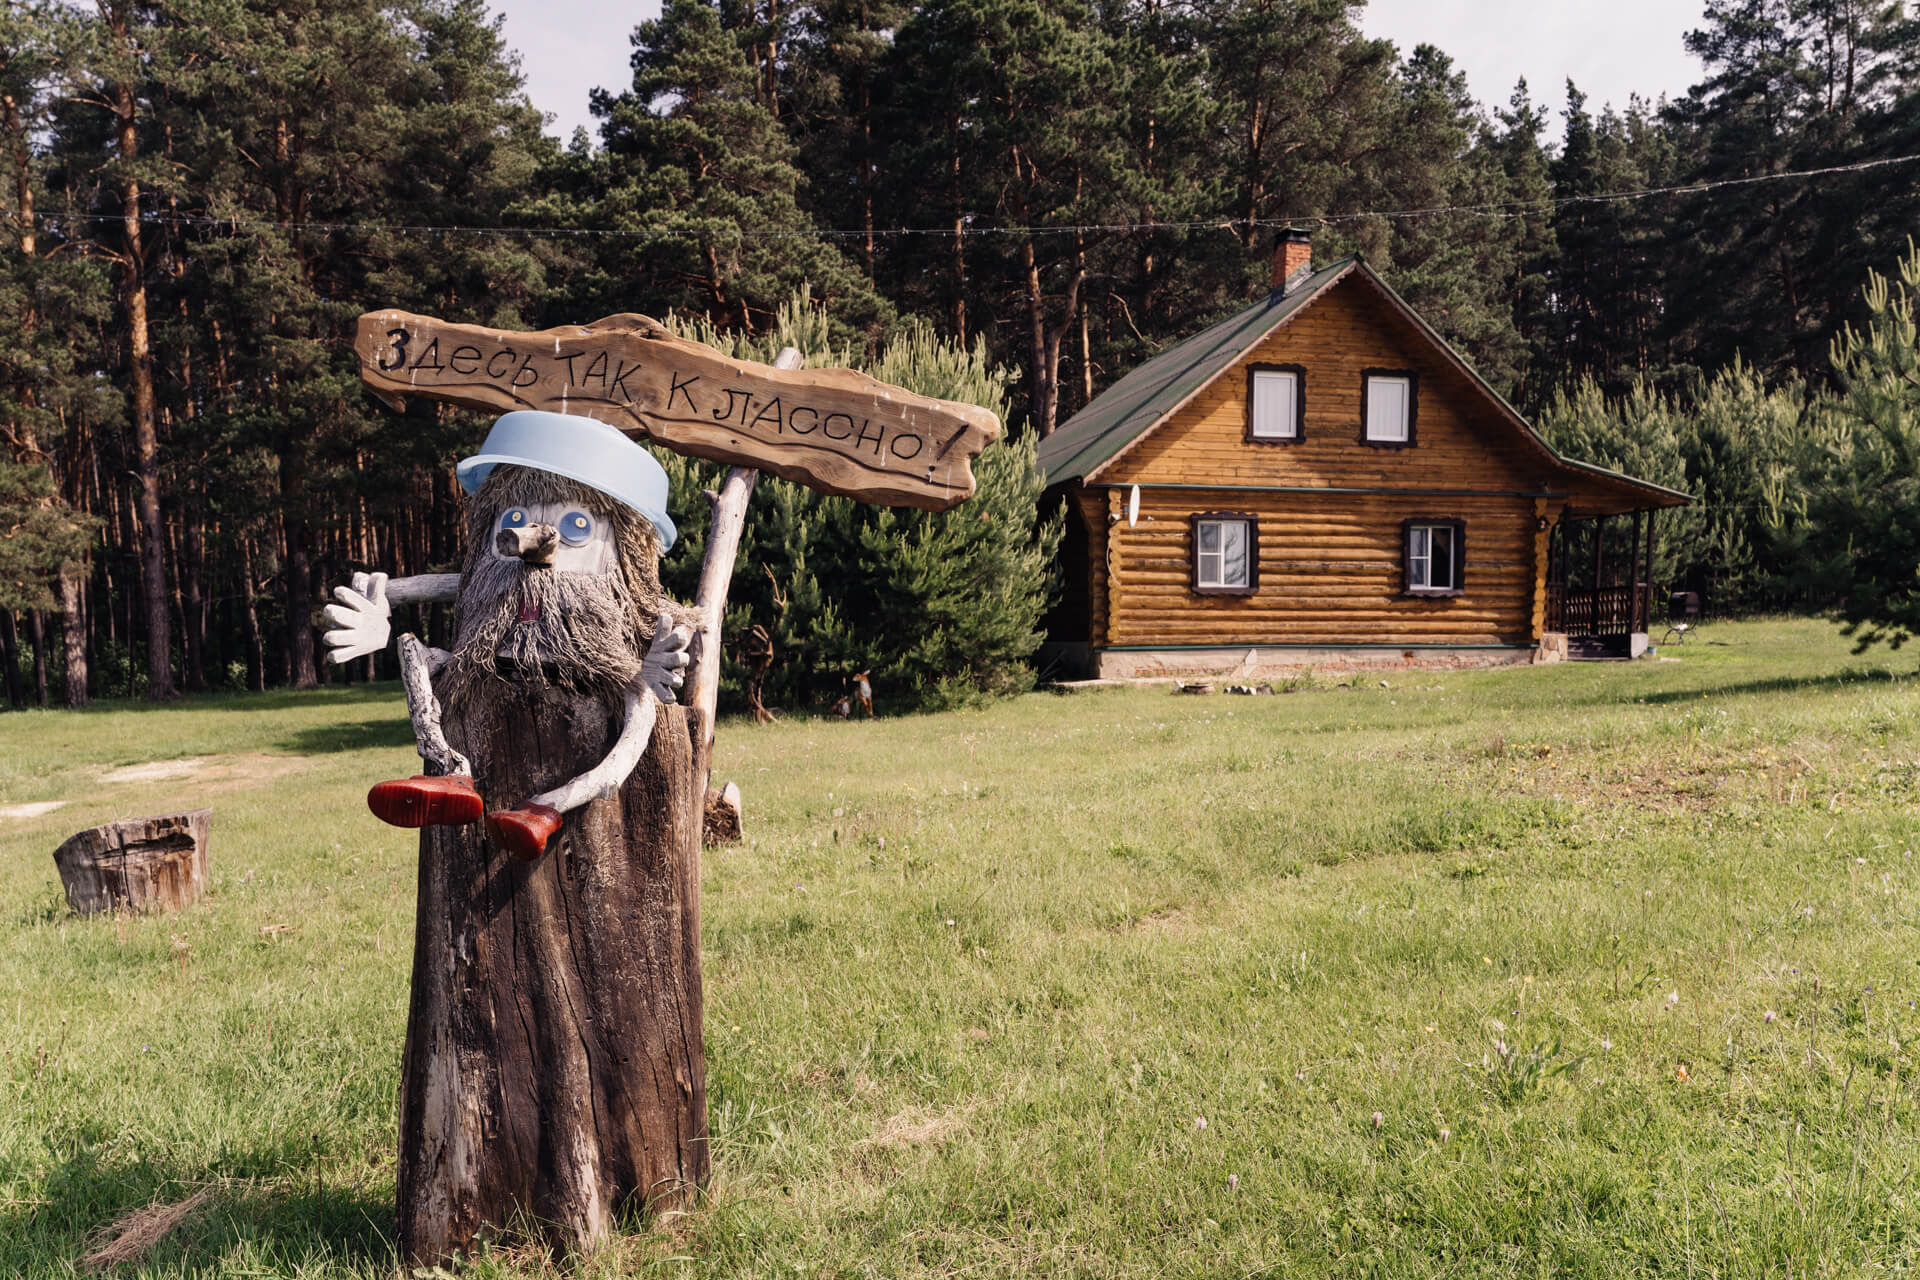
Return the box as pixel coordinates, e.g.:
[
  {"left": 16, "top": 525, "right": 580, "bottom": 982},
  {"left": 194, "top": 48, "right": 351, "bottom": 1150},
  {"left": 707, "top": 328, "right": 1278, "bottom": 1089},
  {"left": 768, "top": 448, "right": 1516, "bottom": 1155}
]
[
  {"left": 499, "top": 507, "right": 530, "bottom": 532},
  {"left": 558, "top": 510, "right": 595, "bottom": 546}
]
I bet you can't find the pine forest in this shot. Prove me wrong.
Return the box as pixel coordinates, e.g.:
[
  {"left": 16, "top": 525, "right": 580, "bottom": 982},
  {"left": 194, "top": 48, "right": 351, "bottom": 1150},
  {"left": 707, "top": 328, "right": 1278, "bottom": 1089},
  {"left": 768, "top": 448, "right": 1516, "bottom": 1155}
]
[{"left": 2, "top": 0, "right": 1919, "bottom": 711}]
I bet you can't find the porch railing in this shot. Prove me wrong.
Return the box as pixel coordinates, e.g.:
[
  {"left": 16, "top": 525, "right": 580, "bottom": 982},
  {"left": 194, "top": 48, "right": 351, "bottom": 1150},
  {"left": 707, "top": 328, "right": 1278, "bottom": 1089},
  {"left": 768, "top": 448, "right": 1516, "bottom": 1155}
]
[{"left": 1545, "top": 583, "right": 1652, "bottom": 636}]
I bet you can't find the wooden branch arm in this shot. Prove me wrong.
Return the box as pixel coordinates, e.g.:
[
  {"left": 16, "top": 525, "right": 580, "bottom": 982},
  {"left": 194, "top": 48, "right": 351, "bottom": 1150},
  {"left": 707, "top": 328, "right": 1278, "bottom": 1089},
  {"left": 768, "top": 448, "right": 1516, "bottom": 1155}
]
[
  {"left": 386, "top": 574, "right": 462, "bottom": 606},
  {"left": 399, "top": 634, "right": 468, "bottom": 777},
  {"left": 688, "top": 346, "right": 800, "bottom": 775},
  {"left": 528, "top": 686, "right": 657, "bottom": 814}
]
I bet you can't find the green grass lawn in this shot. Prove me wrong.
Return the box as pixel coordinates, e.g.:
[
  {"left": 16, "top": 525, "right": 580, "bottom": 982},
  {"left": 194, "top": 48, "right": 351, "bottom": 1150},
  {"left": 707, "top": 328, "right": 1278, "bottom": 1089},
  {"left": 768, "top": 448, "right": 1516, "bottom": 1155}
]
[{"left": 4, "top": 618, "right": 1920, "bottom": 1277}]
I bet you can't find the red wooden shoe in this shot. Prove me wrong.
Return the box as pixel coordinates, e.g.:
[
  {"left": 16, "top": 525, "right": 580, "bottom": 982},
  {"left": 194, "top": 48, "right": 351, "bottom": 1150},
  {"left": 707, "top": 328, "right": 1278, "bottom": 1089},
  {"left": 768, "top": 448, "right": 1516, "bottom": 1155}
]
[
  {"left": 367, "top": 775, "right": 485, "bottom": 828},
  {"left": 488, "top": 803, "right": 564, "bottom": 862}
]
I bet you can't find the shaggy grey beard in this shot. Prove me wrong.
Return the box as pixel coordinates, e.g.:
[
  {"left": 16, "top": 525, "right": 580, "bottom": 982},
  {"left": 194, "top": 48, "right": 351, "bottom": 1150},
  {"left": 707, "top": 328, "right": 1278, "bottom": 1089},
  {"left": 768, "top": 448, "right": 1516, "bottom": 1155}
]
[{"left": 447, "top": 554, "right": 644, "bottom": 697}]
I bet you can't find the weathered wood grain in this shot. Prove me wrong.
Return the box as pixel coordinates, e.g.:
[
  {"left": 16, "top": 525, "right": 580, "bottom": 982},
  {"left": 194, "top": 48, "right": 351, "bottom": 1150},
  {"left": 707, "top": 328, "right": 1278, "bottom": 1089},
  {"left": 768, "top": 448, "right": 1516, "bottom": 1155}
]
[
  {"left": 398, "top": 682, "right": 705, "bottom": 1264},
  {"left": 53, "top": 809, "right": 210, "bottom": 916},
  {"left": 355, "top": 311, "right": 1001, "bottom": 511}
]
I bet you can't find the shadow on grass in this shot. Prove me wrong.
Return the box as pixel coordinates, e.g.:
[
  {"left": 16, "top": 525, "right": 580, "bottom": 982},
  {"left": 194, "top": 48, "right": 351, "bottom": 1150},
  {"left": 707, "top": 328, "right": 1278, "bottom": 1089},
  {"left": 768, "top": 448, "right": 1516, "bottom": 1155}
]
[
  {"left": 66, "top": 683, "right": 407, "bottom": 716},
  {"left": 1626, "top": 665, "right": 1913, "bottom": 707},
  {"left": 2, "top": 1157, "right": 396, "bottom": 1276},
  {"left": 280, "top": 716, "right": 419, "bottom": 755}
]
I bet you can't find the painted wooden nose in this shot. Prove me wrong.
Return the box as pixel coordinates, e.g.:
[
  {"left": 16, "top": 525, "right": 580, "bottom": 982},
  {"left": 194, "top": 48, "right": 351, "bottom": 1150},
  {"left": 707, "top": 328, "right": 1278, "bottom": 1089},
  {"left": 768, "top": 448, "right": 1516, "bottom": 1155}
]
[{"left": 496, "top": 523, "right": 559, "bottom": 565}]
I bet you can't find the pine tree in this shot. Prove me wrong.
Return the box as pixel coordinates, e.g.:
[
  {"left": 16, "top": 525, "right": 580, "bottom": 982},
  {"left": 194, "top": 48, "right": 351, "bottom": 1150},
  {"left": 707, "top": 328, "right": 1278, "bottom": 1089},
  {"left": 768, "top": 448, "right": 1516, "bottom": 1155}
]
[
  {"left": 1788, "top": 239, "right": 1920, "bottom": 648},
  {"left": 585, "top": 0, "right": 886, "bottom": 339}
]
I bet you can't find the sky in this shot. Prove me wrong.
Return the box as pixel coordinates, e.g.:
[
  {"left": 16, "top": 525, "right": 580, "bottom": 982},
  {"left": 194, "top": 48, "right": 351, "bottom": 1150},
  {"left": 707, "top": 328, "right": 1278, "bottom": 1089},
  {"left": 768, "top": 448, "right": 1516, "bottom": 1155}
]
[{"left": 488, "top": 0, "right": 1710, "bottom": 148}]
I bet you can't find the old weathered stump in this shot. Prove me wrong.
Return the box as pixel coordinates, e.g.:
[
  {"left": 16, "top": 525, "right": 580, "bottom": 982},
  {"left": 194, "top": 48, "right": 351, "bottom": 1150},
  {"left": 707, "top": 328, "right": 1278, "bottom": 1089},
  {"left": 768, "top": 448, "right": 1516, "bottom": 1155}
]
[
  {"left": 702, "top": 781, "right": 742, "bottom": 846},
  {"left": 398, "top": 679, "right": 705, "bottom": 1264},
  {"left": 53, "top": 809, "right": 210, "bottom": 916}
]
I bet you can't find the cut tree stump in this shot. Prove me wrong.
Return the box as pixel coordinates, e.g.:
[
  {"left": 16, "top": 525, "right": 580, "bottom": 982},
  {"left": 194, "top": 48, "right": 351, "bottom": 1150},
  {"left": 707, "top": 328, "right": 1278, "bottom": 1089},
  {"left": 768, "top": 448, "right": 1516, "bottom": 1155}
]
[
  {"left": 398, "top": 679, "right": 705, "bottom": 1264},
  {"left": 52, "top": 809, "right": 211, "bottom": 916},
  {"left": 703, "top": 781, "right": 742, "bottom": 846}
]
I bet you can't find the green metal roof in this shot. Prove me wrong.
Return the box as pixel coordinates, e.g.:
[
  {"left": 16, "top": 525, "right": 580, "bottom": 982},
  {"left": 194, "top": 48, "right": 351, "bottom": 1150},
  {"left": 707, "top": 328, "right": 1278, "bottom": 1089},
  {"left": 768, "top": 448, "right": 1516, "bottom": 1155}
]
[{"left": 1037, "top": 259, "right": 1357, "bottom": 484}]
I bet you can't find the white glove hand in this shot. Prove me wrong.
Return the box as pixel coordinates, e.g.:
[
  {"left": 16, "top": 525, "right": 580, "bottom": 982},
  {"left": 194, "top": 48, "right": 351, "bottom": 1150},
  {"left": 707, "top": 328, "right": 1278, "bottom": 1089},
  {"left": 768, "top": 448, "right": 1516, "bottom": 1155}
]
[
  {"left": 322, "top": 572, "right": 392, "bottom": 664},
  {"left": 641, "top": 611, "right": 694, "bottom": 703}
]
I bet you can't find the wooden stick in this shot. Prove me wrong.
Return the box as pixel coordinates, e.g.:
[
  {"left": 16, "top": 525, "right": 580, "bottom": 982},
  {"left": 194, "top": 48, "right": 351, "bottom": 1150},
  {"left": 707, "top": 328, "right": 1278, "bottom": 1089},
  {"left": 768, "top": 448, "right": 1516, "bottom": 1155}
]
[
  {"left": 689, "top": 347, "right": 799, "bottom": 773},
  {"left": 399, "top": 633, "right": 467, "bottom": 777},
  {"left": 385, "top": 574, "right": 462, "bottom": 606}
]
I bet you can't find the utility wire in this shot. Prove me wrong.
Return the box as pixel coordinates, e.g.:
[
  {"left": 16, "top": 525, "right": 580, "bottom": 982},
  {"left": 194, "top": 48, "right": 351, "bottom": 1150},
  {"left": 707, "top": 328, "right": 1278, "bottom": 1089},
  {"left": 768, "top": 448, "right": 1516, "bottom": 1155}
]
[{"left": 3, "top": 150, "right": 1916, "bottom": 243}]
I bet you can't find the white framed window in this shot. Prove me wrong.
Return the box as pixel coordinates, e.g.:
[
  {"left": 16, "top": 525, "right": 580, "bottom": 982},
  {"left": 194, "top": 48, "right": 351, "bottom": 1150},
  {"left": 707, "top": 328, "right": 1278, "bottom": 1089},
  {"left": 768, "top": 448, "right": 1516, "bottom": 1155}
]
[
  {"left": 1404, "top": 519, "right": 1463, "bottom": 594},
  {"left": 1192, "top": 514, "right": 1256, "bottom": 594},
  {"left": 1363, "top": 370, "right": 1416, "bottom": 446},
  {"left": 1247, "top": 364, "right": 1303, "bottom": 442}
]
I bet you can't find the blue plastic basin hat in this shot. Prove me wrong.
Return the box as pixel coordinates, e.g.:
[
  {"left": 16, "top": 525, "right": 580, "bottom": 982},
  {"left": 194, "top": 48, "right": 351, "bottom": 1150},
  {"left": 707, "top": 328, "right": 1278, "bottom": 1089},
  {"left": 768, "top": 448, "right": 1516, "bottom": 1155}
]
[{"left": 457, "top": 411, "right": 677, "bottom": 551}]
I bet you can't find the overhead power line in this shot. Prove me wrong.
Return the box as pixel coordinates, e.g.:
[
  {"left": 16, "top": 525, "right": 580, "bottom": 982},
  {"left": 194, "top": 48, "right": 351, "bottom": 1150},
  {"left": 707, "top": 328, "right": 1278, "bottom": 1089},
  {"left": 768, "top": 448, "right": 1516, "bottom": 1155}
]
[{"left": 3, "top": 151, "right": 1916, "bottom": 243}]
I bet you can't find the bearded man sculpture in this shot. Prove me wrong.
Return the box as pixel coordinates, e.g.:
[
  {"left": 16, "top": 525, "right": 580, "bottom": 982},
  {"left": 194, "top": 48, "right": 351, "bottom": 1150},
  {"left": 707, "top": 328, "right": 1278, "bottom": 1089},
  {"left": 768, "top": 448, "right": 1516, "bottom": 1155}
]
[{"left": 321, "top": 411, "right": 710, "bottom": 1260}]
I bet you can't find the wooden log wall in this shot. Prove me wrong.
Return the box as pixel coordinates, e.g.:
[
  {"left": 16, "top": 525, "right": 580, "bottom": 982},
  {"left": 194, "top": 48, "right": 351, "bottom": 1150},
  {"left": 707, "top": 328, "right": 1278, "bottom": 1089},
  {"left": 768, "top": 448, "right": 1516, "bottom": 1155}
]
[
  {"left": 1088, "top": 279, "right": 1564, "bottom": 650},
  {"left": 1099, "top": 488, "right": 1538, "bottom": 646}
]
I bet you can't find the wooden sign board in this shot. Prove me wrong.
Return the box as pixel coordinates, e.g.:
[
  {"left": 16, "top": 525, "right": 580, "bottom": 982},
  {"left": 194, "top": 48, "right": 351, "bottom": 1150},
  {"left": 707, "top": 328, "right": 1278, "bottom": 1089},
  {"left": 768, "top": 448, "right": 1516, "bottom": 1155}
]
[{"left": 354, "top": 310, "right": 1002, "bottom": 510}]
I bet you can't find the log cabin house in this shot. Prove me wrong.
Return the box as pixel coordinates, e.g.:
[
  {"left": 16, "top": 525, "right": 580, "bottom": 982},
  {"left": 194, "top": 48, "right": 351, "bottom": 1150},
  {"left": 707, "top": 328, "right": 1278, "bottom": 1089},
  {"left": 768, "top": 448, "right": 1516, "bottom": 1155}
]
[{"left": 1037, "top": 231, "right": 1690, "bottom": 680}]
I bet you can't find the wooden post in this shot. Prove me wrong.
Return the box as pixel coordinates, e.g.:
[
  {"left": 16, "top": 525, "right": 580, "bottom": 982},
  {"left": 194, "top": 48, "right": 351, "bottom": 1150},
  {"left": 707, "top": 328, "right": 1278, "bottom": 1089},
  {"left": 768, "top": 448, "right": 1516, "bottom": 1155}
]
[
  {"left": 1628, "top": 509, "right": 1643, "bottom": 632},
  {"left": 1591, "top": 515, "right": 1607, "bottom": 597}
]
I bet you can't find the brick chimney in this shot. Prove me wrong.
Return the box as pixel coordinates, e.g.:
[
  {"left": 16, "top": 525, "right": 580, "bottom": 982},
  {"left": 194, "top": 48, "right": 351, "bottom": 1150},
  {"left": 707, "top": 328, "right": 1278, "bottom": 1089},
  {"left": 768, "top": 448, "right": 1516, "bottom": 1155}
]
[{"left": 1272, "top": 227, "right": 1313, "bottom": 292}]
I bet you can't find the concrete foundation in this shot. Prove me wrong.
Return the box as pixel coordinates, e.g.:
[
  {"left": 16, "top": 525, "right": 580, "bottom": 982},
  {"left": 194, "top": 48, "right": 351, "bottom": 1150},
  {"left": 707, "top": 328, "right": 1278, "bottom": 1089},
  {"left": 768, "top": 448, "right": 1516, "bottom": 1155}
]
[{"left": 1091, "top": 644, "right": 1538, "bottom": 681}]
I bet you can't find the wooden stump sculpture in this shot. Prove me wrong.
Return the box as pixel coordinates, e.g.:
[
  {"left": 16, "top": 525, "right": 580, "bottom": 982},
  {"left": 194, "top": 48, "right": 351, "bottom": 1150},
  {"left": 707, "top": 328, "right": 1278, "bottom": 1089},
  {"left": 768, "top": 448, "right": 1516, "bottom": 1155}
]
[
  {"left": 325, "top": 322, "right": 999, "bottom": 1265},
  {"left": 53, "top": 809, "right": 211, "bottom": 916}
]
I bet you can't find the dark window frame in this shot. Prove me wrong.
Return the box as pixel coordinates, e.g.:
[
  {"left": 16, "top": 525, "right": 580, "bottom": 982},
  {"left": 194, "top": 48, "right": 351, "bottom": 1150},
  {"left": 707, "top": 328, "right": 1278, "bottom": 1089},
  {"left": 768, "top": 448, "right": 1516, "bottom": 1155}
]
[
  {"left": 1244, "top": 362, "right": 1307, "bottom": 444},
  {"left": 1401, "top": 517, "right": 1465, "bottom": 596},
  {"left": 1360, "top": 368, "right": 1419, "bottom": 449},
  {"left": 1190, "top": 511, "right": 1260, "bottom": 596}
]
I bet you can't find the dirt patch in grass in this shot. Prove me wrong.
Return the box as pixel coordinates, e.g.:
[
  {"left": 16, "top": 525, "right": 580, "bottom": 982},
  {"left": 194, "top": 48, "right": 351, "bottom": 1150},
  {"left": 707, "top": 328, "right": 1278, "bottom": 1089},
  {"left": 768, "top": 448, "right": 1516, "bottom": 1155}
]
[
  {"left": 1482, "top": 741, "right": 1840, "bottom": 816},
  {"left": 858, "top": 1101, "right": 978, "bottom": 1151},
  {"left": 92, "top": 754, "right": 310, "bottom": 807},
  {"left": 0, "top": 801, "right": 67, "bottom": 821},
  {"left": 98, "top": 759, "right": 212, "bottom": 785}
]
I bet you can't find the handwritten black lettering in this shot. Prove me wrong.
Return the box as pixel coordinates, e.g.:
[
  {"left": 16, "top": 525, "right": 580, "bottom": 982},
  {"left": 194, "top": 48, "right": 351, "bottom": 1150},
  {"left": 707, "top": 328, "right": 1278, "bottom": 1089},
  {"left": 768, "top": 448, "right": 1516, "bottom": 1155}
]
[
  {"left": 822, "top": 412, "right": 854, "bottom": 441},
  {"left": 748, "top": 397, "right": 783, "bottom": 432},
  {"left": 787, "top": 406, "right": 819, "bottom": 435},
  {"left": 379, "top": 328, "right": 410, "bottom": 372},
  {"left": 715, "top": 389, "right": 752, "bottom": 423},
  {"left": 583, "top": 351, "right": 609, "bottom": 388},
  {"left": 889, "top": 433, "right": 924, "bottom": 460},
  {"left": 668, "top": 371, "right": 700, "bottom": 413},
  {"left": 558, "top": 351, "right": 583, "bottom": 385},
  {"left": 486, "top": 349, "right": 516, "bottom": 379},
  {"left": 512, "top": 353, "right": 539, "bottom": 388},
  {"left": 936, "top": 421, "right": 971, "bottom": 460},
  {"left": 409, "top": 338, "right": 444, "bottom": 373},
  {"left": 449, "top": 345, "right": 481, "bottom": 375},
  {"left": 854, "top": 418, "right": 884, "bottom": 456},
  {"left": 610, "top": 359, "right": 639, "bottom": 400}
]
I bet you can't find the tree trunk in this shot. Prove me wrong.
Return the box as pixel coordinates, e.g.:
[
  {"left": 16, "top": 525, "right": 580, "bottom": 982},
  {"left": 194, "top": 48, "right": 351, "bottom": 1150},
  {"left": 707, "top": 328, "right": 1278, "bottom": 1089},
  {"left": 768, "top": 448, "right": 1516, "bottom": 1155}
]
[
  {"left": 59, "top": 560, "right": 87, "bottom": 708},
  {"left": 110, "top": 66, "right": 175, "bottom": 700},
  {"left": 281, "top": 450, "right": 317, "bottom": 688},
  {"left": 182, "top": 497, "right": 207, "bottom": 692},
  {"left": 239, "top": 535, "right": 265, "bottom": 693},
  {"left": 29, "top": 610, "right": 47, "bottom": 706},
  {"left": 397, "top": 679, "right": 708, "bottom": 1265},
  {"left": 0, "top": 610, "right": 24, "bottom": 710}
]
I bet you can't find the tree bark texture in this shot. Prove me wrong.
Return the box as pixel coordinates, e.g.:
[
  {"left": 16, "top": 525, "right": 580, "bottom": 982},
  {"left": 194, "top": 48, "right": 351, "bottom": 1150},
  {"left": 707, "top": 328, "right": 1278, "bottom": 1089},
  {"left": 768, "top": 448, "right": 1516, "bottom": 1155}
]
[
  {"left": 59, "top": 561, "right": 88, "bottom": 708},
  {"left": 53, "top": 808, "right": 210, "bottom": 916},
  {"left": 111, "top": 64, "right": 175, "bottom": 700},
  {"left": 397, "top": 678, "right": 707, "bottom": 1265}
]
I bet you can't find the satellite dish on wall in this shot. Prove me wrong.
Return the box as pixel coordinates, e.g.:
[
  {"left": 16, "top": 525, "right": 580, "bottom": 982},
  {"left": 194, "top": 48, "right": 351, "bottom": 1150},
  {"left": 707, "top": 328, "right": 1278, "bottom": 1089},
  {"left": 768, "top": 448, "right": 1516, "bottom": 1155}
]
[{"left": 1126, "top": 485, "right": 1141, "bottom": 527}]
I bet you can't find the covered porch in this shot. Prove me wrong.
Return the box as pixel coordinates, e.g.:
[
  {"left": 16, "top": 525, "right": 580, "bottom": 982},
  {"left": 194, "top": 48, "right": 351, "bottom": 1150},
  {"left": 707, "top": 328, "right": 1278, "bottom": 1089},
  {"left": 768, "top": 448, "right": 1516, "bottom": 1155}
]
[{"left": 1543, "top": 497, "right": 1670, "bottom": 660}]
